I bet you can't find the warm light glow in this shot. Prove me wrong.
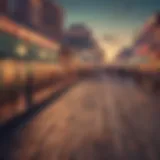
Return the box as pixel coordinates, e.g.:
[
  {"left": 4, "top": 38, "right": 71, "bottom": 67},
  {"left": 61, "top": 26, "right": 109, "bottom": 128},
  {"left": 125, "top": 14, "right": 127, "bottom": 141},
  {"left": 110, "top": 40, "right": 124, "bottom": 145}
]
[
  {"left": 16, "top": 44, "right": 27, "bottom": 57},
  {"left": 39, "top": 50, "right": 47, "bottom": 59},
  {"left": 97, "top": 35, "right": 133, "bottom": 63}
]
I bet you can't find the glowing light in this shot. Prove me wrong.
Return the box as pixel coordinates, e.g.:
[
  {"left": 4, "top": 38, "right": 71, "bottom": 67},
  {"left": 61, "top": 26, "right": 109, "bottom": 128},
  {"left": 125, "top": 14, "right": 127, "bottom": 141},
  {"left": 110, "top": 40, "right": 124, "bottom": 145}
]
[
  {"left": 39, "top": 50, "right": 47, "bottom": 59},
  {"left": 16, "top": 44, "right": 27, "bottom": 57}
]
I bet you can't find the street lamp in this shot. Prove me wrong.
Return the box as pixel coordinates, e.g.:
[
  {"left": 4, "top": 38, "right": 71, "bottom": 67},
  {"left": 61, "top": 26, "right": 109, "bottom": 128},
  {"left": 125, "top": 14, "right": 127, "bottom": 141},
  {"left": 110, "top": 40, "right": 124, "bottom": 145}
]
[{"left": 15, "top": 43, "right": 28, "bottom": 57}]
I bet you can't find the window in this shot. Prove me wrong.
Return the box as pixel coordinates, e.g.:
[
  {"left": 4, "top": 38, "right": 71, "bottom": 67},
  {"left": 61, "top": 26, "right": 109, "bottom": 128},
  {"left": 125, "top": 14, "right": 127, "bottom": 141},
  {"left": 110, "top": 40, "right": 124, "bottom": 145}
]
[
  {"left": 8, "top": 0, "right": 14, "bottom": 13},
  {"left": 43, "top": 2, "right": 57, "bottom": 26},
  {"left": 31, "top": 0, "right": 42, "bottom": 25}
]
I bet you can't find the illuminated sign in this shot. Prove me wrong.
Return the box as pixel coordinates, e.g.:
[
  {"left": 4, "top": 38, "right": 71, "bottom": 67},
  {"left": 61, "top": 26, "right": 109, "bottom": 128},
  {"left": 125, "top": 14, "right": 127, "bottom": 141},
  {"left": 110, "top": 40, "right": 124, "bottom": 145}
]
[
  {"left": 0, "top": 16, "right": 60, "bottom": 51},
  {"left": 15, "top": 44, "right": 28, "bottom": 57}
]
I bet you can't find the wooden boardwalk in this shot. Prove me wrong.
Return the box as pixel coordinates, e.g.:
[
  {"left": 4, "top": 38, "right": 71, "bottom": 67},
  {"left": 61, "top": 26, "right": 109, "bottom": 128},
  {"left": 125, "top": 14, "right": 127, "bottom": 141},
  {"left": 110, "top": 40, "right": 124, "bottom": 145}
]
[{"left": 1, "top": 74, "right": 160, "bottom": 160}]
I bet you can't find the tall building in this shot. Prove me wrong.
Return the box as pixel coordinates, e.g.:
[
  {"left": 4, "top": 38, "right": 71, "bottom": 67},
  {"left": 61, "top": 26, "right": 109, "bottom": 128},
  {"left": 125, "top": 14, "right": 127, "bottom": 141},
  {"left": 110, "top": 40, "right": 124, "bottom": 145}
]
[
  {"left": 0, "top": 0, "right": 33, "bottom": 25},
  {"left": 41, "top": 0, "right": 64, "bottom": 40},
  {"left": 0, "top": 0, "right": 8, "bottom": 13},
  {"left": 0, "top": 0, "right": 64, "bottom": 41}
]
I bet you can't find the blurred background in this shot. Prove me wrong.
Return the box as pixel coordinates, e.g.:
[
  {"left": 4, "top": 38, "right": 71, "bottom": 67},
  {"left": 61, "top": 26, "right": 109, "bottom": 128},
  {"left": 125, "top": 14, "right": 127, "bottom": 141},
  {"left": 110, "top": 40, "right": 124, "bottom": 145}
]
[{"left": 0, "top": 0, "right": 160, "bottom": 160}]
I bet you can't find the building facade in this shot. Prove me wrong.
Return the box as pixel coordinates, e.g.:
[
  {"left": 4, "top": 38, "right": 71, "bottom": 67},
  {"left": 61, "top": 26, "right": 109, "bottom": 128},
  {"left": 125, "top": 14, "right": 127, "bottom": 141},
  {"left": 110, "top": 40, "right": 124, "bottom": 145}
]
[
  {"left": 63, "top": 23, "right": 103, "bottom": 64},
  {"left": 133, "top": 12, "right": 160, "bottom": 59},
  {"left": 0, "top": 0, "right": 64, "bottom": 41}
]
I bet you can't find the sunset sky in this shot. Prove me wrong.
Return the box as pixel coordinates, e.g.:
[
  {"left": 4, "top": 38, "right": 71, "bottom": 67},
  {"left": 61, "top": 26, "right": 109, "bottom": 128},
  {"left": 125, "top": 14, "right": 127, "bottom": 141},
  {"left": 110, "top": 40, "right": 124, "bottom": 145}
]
[{"left": 58, "top": 0, "right": 160, "bottom": 62}]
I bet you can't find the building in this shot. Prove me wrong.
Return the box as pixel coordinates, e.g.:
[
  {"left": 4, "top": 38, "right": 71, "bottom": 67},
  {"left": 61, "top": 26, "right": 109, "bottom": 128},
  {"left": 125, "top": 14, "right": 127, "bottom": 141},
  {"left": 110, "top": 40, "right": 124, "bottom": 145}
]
[
  {"left": 63, "top": 24, "right": 103, "bottom": 63},
  {"left": 41, "top": 0, "right": 64, "bottom": 40},
  {"left": 0, "top": 0, "right": 64, "bottom": 41},
  {"left": 116, "top": 47, "right": 133, "bottom": 61},
  {"left": 67, "top": 23, "right": 92, "bottom": 38},
  {"left": 132, "top": 12, "right": 160, "bottom": 59},
  {"left": 0, "top": 0, "right": 35, "bottom": 25}
]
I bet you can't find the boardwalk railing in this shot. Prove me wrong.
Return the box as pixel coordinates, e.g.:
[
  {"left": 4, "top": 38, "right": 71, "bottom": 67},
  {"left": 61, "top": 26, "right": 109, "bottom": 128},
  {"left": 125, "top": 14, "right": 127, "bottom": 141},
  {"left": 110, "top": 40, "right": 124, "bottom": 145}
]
[
  {"left": 105, "top": 66, "right": 160, "bottom": 92},
  {"left": 0, "top": 62, "right": 78, "bottom": 125}
]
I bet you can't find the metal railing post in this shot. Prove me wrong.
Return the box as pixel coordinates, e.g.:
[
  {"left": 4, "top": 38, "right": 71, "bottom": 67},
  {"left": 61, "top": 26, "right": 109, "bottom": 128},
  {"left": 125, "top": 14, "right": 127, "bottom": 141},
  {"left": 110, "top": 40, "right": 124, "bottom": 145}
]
[
  {"left": 0, "top": 65, "right": 4, "bottom": 91},
  {"left": 25, "top": 62, "right": 33, "bottom": 109}
]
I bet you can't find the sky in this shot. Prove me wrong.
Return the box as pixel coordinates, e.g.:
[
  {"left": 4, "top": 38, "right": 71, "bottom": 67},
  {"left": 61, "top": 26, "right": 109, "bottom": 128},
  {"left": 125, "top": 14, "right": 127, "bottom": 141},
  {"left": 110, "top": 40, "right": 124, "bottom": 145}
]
[{"left": 57, "top": 0, "right": 160, "bottom": 62}]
